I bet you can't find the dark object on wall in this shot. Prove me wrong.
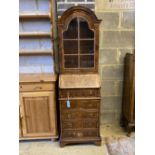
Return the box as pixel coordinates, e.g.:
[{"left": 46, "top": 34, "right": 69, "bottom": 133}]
[
  {"left": 121, "top": 53, "right": 135, "bottom": 136},
  {"left": 58, "top": 6, "right": 102, "bottom": 147}
]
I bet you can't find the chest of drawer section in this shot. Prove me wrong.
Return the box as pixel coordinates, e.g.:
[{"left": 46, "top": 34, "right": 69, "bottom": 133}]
[
  {"left": 59, "top": 88, "right": 100, "bottom": 98},
  {"left": 59, "top": 83, "right": 101, "bottom": 142},
  {"left": 59, "top": 99, "right": 100, "bottom": 134},
  {"left": 60, "top": 99, "right": 100, "bottom": 110}
]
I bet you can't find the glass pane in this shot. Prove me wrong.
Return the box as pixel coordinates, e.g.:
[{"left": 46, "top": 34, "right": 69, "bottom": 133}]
[
  {"left": 79, "top": 17, "right": 94, "bottom": 38},
  {"left": 63, "top": 18, "right": 78, "bottom": 39},
  {"left": 80, "top": 55, "right": 94, "bottom": 68},
  {"left": 80, "top": 40, "right": 94, "bottom": 54},
  {"left": 64, "top": 40, "right": 78, "bottom": 54},
  {"left": 64, "top": 55, "right": 78, "bottom": 68}
]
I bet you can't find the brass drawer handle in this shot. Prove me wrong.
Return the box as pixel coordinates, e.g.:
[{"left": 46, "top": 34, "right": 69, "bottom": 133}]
[
  {"left": 66, "top": 123, "right": 73, "bottom": 128},
  {"left": 77, "top": 132, "right": 83, "bottom": 137},
  {"left": 88, "top": 103, "right": 93, "bottom": 107},
  {"left": 67, "top": 114, "right": 71, "bottom": 118},
  {"left": 89, "top": 90, "right": 93, "bottom": 95}
]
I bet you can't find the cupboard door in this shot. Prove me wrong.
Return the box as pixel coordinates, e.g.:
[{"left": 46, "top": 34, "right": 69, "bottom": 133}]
[{"left": 20, "top": 91, "right": 57, "bottom": 138}]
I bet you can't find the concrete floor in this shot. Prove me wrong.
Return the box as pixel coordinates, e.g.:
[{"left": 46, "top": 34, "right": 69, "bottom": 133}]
[{"left": 19, "top": 124, "right": 135, "bottom": 155}]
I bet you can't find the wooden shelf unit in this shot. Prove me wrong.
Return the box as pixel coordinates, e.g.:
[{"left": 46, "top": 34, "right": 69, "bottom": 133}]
[
  {"left": 19, "top": 73, "right": 58, "bottom": 140},
  {"left": 19, "top": 50, "right": 53, "bottom": 56},
  {"left": 19, "top": 1, "right": 58, "bottom": 140},
  {"left": 19, "top": 13, "right": 51, "bottom": 19},
  {"left": 19, "top": 32, "right": 51, "bottom": 38}
]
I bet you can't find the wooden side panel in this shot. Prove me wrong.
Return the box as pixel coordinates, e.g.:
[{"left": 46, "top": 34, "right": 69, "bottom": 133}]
[
  {"left": 20, "top": 91, "right": 57, "bottom": 138},
  {"left": 122, "top": 54, "right": 135, "bottom": 123},
  {"left": 19, "top": 116, "right": 22, "bottom": 138}
]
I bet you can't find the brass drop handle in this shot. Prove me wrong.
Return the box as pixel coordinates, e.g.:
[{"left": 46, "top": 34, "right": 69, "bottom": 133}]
[
  {"left": 67, "top": 114, "right": 71, "bottom": 118},
  {"left": 67, "top": 123, "right": 73, "bottom": 128},
  {"left": 89, "top": 90, "right": 93, "bottom": 95},
  {"left": 77, "top": 132, "right": 83, "bottom": 137},
  {"left": 67, "top": 92, "right": 70, "bottom": 100},
  {"left": 88, "top": 103, "right": 93, "bottom": 107}
]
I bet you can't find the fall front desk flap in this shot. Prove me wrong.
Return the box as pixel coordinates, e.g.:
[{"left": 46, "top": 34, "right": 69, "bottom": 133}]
[{"left": 59, "top": 74, "right": 101, "bottom": 89}]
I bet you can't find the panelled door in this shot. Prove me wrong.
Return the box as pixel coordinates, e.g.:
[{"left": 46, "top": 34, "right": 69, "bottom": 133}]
[{"left": 20, "top": 91, "right": 56, "bottom": 138}]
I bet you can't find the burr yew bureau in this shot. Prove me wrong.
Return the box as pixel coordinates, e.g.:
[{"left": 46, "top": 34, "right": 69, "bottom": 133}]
[{"left": 57, "top": 6, "right": 102, "bottom": 147}]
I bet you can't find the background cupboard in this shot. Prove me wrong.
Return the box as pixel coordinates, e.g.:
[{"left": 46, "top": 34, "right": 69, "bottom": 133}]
[
  {"left": 19, "top": 74, "right": 58, "bottom": 140},
  {"left": 121, "top": 53, "right": 135, "bottom": 135}
]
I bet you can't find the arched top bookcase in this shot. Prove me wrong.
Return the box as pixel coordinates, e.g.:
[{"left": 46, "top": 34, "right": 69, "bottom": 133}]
[{"left": 58, "top": 6, "right": 101, "bottom": 73}]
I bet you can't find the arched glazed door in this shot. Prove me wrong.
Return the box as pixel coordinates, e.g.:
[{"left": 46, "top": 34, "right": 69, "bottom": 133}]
[{"left": 58, "top": 6, "right": 101, "bottom": 73}]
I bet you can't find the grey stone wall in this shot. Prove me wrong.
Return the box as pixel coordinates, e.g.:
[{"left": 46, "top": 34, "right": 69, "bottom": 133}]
[
  {"left": 56, "top": 0, "right": 135, "bottom": 125},
  {"left": 96, "top": 0, "right": 135, "bottom": 124},
  {"left": 57, "top": 0, "right": 95, "bottom": 16}
]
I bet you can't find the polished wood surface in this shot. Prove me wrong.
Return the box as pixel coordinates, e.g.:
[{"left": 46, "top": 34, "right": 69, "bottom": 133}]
[
  {"left": 59, "top": 92, "right": 101, "bottom": 147},
  {"left": 59, "top": 79, "right": 101, "bottom": 147},
  {"left": 59, "top": 88, "right": 100, "bottom": 98},
  {"left": 58, "top": 6, "right": 101, "bottom": 147}
]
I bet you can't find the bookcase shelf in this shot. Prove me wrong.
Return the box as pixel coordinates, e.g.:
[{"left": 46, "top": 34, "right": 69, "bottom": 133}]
[
  {"left": 19, "top": 32, "right": 51, "bottom": 38},
  {"left": 19, "top": 13, "right": 51, "bottom": 19},
  {"left": 19, "top": 50, "right": 53, "bottom": 55}
]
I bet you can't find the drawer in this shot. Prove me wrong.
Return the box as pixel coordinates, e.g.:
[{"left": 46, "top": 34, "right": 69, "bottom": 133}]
[
  {"left": 61, "top": 111, "right": 98, "bottom": 119},
  {"left": 20, "top": 83, "right": 55, "bottom": 92},
  {"left": 60, "top": 100, "right": 100, "bottom": 110},
  {"left": 59, "top": 89, "right": 100, "bottom": 98},
  {"left": 62, "top": 120, "right": 98, "bottom": 129},
  {"left": 62, "top": 129, "right": 99, "bottom": 138}
]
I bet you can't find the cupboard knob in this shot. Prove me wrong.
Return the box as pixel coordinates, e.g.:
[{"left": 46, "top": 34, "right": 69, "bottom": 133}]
[{"left": 34, "top": 86, "right": 42, "bottom": 90}]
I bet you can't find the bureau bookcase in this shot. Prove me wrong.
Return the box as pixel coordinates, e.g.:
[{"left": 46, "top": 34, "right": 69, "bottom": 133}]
[{"left": 58, "top": 6, "right": 101, "bottom": 147}]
